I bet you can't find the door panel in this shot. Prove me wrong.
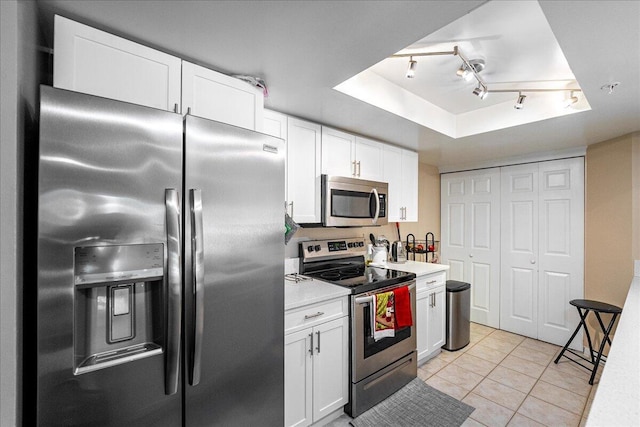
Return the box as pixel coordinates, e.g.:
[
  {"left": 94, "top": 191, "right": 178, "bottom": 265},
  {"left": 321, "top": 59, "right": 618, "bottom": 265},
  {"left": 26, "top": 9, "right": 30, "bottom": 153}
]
[
  {"left": 471, "top": 202, "right": 491, "bottom": 249},
  {"left": 37, "top": 86, "right": 183, "bottom": 426},
  {"left": 537, "top": 158, "right": 584, "bottom": 348},
  {"left": 441, "top": 168, "right": 500, "bottom": 328},
  {"left": 448, "top": 204, "right": 465, "bottom": 247},
  {"left": 285, "top": 330, "right": 313, "bottom": 427},
  {"left": 501, "top": 164, "right": 538, "bottom": 337},
  {"left": 313, "top": 317, "right": 349, "bottom": 421},
  {"left": 183, "top": 116, "right": 285, "bottom": 425},
  {"left": 322, "top": 127, "right": 355, "bottom": 177},
  {"left": 448, "top": 259, "right": 465, "bottom": 282},
  {"left": 541, "top": 271, "right": 571, "bottom": 328},
  {"left": 510, "top": 267, "right": 536, "bottom": 328}
]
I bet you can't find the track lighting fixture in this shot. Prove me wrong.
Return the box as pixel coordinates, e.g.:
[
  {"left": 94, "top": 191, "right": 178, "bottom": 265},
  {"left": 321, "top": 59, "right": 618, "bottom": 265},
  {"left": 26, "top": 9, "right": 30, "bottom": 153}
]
[
  {"left": 391, "top": 46, "right": 582, "bottom": 108},
  {"left": 563, "top": 91, "right": 579, "bottom": 108},
  {"left": 457, "top": 59, "right": 485, "bottom": 82},
  {"left": 406, "top": 57, "right": 417, "bottom": 79},
  {"left": 472, "top": 85, "right": 488, "bottom": 99}
]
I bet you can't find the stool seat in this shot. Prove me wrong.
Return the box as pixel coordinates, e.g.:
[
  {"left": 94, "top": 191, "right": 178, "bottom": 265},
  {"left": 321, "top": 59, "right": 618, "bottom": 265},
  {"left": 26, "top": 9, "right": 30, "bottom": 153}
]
[
  {"left": 570, "top": 299, "right": 622, "bottom": 314},
  {"left": 555, "top": 298, "right": 622, "bottom": 385}
]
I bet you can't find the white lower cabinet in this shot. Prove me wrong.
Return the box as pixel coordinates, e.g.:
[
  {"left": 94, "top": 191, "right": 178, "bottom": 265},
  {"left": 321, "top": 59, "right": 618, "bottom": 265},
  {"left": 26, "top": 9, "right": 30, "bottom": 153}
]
[
  {"left": 416, "top": 272, "right": 446, "bottom": 362},
  {"left": 285, "top": 299, "right": 349, "bottom": 427}
]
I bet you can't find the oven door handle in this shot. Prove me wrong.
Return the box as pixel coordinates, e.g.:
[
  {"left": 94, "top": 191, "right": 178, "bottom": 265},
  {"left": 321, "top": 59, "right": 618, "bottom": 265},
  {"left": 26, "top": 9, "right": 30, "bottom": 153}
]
[{"left": 354, "top": 282, "right": 415, "bottom": 305}]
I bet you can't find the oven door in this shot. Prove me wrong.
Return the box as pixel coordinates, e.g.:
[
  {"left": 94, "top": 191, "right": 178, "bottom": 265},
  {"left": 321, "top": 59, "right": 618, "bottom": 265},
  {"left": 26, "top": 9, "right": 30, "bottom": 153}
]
[
  {"left": 322, "top": 175, "right": 388, "bottom": 227},
  {"left": 351, "top": 280, "right": 416, "bottom": 382}
]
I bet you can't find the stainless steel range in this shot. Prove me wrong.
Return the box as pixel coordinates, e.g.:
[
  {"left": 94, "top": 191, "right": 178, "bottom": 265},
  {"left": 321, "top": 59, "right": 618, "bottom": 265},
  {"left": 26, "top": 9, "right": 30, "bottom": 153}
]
[{"left": 299, "top": 237, "right": 417, "bottom": 417}]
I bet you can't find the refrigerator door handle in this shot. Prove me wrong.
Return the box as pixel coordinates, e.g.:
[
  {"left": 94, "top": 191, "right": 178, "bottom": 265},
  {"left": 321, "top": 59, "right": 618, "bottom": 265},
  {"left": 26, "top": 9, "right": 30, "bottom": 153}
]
[
  {"left": 165, "top": 188, "right": 182, "bottom": 395},
  {"left": 190, "top": 189, "right": 205, "bottom": 386}
]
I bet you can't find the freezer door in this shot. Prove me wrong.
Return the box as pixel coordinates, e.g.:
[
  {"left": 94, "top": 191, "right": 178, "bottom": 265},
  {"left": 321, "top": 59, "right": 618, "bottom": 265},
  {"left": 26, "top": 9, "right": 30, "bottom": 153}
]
[
  {"left": 183, "top": 116, "right": 285, "bottom": 425},
  {"left": 36, "top": 86, "right": 183, "bottom": 426}
]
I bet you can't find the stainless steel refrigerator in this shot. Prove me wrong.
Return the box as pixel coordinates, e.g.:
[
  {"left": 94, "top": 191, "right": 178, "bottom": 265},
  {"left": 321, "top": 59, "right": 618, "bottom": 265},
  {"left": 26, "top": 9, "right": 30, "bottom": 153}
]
[{"left": 36, "top": 85, "right": 285, "bottom": 426}]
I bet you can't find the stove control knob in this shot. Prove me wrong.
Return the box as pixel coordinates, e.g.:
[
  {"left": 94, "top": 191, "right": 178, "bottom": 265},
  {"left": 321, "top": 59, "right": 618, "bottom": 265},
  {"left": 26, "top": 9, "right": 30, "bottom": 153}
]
[
  {"left": 358, "top": 242, "right": 364, "bottom": 247},
  {"left": 307, "top": 245, "right": 314, "bottom": 252},
  {"left": 347, "top": 242, "right": 353, "bottom": 248},
  {"left": 314, "top": 245, "right": 321, "bottom": 252}
]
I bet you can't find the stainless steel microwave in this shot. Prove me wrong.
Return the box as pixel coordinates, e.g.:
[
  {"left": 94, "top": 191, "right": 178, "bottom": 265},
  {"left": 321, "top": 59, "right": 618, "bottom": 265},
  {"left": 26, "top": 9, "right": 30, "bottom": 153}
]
[{"left": 321, "top": 175, "right": 388, "bottom": 227}]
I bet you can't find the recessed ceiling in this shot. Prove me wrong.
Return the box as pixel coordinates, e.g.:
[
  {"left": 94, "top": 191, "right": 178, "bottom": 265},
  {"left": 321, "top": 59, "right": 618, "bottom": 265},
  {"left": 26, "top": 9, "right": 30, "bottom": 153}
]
[{"left": 335, "top": 1, "right": 590, "bottom": 139}]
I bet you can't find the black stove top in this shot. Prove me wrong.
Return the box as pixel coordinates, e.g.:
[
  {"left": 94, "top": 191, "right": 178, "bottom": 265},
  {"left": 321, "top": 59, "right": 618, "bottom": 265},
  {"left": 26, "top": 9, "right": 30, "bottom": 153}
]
[
  {"left": 299, "top": 237, "right": 416, "bottom": 294},
  {"left": 304, "top": 262, "right": 415, "bottom": 294}
]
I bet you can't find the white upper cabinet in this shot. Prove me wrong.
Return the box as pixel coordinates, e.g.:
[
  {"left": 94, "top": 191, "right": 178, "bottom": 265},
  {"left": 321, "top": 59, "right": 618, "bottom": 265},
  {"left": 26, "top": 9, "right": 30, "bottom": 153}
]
[
  {"left": 53, "top": 15, "right": 181, "bottom": 112},
  {"left": 263, "top": 109, "right": 288, "bottom": 198},
  {"left": 287, "top": 118, "right": 322, "bottom": 223},
  {"left": 354, "top": 137, "right": 384, "bottom": 182},
  {"left": 320, "top": 130, "right": 383, "bottom": 181},
  {"left": 383, "top": 146, "right": 403, "bottom": 221},
  {"left": 321, "top": 127, "right": 356, "bottom": 177},
  {"left": 383, "top": 146, "right": 418, "bottom": 222},
  {"left": 182, "top": 61, "right": 264, "bottom": 131},
  {"left": 401, "top": 150, "right": 419, "bottom": 222}
]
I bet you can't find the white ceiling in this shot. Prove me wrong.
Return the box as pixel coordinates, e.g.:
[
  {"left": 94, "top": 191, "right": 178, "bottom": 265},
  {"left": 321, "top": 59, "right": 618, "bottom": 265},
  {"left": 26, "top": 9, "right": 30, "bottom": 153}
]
[
  {"left": 37, "top": 0, "right": 640, "bottom": 169},
  {"left": 337, "top": 0, "right": 591, "bottom": 139}
]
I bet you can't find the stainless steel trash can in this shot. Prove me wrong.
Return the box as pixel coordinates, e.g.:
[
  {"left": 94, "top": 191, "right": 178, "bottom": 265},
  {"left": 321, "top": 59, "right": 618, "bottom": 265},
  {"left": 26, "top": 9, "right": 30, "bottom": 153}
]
[{"left": 442, "top": 280, "right": 471, "bottom": 351}]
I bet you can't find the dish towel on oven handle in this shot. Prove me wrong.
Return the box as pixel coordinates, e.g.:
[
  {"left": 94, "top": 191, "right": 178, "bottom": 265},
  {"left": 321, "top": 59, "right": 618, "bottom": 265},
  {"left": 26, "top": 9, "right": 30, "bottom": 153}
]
[
  {"left": 374, "top": 291, "right": 395, "bottom": 341},
  {"left": 393, "top": 285, "right": 413, "bottom": 328}
]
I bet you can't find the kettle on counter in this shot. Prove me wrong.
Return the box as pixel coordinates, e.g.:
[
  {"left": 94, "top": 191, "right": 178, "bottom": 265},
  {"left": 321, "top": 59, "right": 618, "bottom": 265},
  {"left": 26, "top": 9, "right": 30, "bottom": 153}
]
[{"left": 390, "top": 241, "right": 406, "bottom": 263}]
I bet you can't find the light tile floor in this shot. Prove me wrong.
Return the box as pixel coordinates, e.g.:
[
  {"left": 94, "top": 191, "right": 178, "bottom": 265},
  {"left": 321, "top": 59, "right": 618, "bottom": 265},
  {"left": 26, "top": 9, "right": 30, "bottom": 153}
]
[{"left": 327, "top": 323, "right": 601, "bottom": 427}]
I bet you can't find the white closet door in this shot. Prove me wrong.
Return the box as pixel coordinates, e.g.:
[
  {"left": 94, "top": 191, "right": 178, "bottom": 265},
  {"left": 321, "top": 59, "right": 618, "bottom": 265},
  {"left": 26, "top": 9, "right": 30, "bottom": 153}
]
[
  {"left": 500, "top": 164, "right": 539, "bottom": 337},
  {"left": 441, "top": 169, "right": 500, "bottom": 328},
  {"left": 537, "top": 158, "right": 584, "bottom": 349},
  {"left": 466, "top": 171, "right": 501, "bottom": 328}
]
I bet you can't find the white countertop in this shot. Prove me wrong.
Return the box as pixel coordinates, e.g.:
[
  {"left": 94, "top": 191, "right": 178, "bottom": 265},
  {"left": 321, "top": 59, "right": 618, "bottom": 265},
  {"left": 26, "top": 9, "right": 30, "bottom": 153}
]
[
  {"left": 385, "top": 260, "right": 450, "bottom": 277},
  {"left": 284, "top": 277, "right": 351, "bottom": 311},
  {"left": 586, "top": 270, "right": 640, "bottom": 426}
]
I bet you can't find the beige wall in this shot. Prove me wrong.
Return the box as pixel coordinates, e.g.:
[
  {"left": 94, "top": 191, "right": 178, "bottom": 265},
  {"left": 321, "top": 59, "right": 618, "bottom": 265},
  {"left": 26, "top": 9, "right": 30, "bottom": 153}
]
[
  {"left": 585, "top": 132, "right": 640, "bottom": 346},
  {"left": 289, "top": 162, "right": 441, "bottom": 259}
]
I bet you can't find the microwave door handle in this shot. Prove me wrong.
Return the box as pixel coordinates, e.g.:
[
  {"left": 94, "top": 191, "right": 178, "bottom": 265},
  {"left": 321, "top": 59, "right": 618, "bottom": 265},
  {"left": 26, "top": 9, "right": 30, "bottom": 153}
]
[
  {"left": 189, "top": 189, "right": 205, "bottom": 386},
  {"left": 165, "top": 189, "right": 182, "bottom": 396},
  {"left": 370, "top": 188, "right": 380, "bottom": 225}
]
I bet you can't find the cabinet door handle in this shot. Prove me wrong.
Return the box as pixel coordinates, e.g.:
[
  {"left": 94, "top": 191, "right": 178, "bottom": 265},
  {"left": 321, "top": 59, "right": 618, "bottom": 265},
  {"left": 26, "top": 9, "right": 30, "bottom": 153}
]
[
  {"left": 289, "top": 201, "right": 294, "bottom": 219},
  {"left": 427, "top": 280, "right": 437, "bottom": 284},
  {"left": 174, "top": 103, "right": 179, "bottom": 114},
  {"left": 316, "top": 331, "right": 321, "bottom": 353},
  {"left": 304, "top": 311, "right": 325, "bottom": 320},
  {"left": 357, "top": 161, "right": 361, "bottom": 177},
  {"left": 352, "top": 161, "right": 357, "bottom": 177},
  {"left": 309, "top": 333, "right": 314, "bottom": 356}
]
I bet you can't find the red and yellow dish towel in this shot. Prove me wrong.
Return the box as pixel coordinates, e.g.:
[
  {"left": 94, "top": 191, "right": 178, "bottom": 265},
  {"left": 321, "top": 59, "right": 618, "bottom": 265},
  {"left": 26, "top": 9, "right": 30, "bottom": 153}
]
[{"left": 372, "top": 286, "right": 413, "bottom": 341}]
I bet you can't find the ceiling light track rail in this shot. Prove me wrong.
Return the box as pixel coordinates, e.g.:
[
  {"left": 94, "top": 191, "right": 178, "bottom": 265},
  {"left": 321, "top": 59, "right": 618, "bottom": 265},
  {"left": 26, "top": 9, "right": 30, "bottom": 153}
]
[{"left": 390, "top": 45, "right": 582, "bottom": 109}]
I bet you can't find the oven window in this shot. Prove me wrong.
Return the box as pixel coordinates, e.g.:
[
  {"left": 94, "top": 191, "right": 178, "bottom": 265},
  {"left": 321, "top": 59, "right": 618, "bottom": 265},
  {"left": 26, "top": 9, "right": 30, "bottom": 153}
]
[
  {"left": 363, "top": 304, "right": 411, "bottom": 359},
  {"left": 331, "top": 189, "right": 374, "bottom": 218}
]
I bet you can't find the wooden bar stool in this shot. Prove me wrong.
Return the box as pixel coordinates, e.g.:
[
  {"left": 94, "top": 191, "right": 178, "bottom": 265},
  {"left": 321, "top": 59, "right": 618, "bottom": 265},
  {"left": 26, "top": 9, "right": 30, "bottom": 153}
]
[{"left": 554, "top": 299, "right": 622, "bottom": 385}]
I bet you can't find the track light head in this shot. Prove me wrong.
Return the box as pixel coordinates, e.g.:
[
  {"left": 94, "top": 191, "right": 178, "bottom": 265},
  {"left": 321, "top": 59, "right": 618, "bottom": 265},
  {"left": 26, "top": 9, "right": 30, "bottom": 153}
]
[
  {"left": 472, "top": 85, "right": 488, "bottom": 99},
  {"left": 563, "top": 91, "right": 579, "bottom": 108},
  {"left": 514, "top": 93, "right": 526, "bottom": 109},
  {"left": 406, "top": 57, "right": 417, "bottom": 79},
  {"left": 457, "top": 59, "right": 485, "bottom": 82}
]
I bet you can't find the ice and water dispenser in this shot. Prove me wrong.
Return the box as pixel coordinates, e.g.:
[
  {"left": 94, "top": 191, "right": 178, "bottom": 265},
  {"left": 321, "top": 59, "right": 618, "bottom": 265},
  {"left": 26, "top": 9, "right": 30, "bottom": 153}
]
[{"left": 73, "top": 244, "right": 165, "bottom": 374}]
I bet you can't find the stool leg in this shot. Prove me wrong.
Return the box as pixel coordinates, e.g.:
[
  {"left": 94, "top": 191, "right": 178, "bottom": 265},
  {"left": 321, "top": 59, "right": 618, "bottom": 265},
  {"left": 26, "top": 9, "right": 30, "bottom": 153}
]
[
  {"left": 555, "top": 307, "right": 589, "bottom": 364},
  {"left": 594, "top": 312, "right": 614, "bottom": 347},
  {"left": 581, "top": 309, "right": 596, "bottom": 364},
  {"left": 589, "top": 312, "right": 620, "bottom": 385}
]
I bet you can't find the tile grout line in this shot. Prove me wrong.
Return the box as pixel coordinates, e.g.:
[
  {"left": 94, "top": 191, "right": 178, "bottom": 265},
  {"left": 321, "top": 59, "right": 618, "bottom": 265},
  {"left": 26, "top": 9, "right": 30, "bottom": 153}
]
[{"left": 440, "top": 328, "right": 591, "bottom": 427}]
